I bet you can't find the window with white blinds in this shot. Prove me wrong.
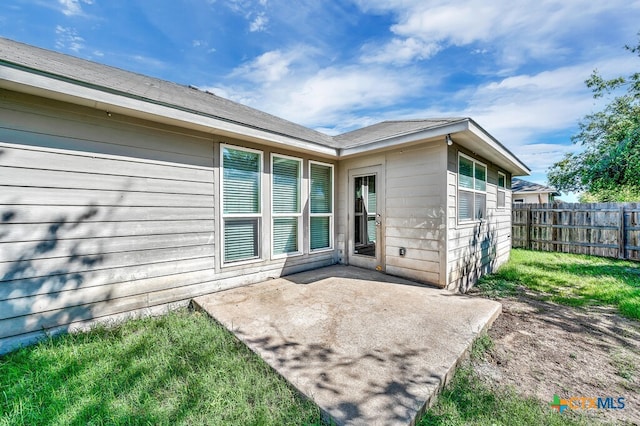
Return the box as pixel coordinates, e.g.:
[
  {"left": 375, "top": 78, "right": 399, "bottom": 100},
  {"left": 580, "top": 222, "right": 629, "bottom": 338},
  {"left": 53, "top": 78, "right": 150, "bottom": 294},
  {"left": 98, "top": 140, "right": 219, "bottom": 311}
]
[
  {"left": 458, "top": 153, "right": 487, "bottom": 222},
  {"left": 221, "top": 145, "right": 262, "bottom": 263},
  {"left": 309, "top": 161, "right": 333, "bottom": 251},
  {"left": 271, "top": 154, "right": 302, "bottom": 256}
]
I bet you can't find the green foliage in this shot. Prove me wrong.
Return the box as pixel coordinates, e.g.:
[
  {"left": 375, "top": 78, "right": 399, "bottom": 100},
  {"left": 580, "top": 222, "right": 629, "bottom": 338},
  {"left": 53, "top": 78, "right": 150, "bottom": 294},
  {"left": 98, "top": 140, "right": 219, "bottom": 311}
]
[
  {"left": 0, "top": 310, "right": 320, "bottom": 426},
  {"left": 578, "top": 186, "right": 640, "bottom": 203},
  {"left": 478, "top": 249, "right": 640, "bottom": 320},
  {"left": 548, "top": 33, "right": 640, "bottom": 201},
  {"left": 470, "top": 334, "right": 494, "bottom": 361}
]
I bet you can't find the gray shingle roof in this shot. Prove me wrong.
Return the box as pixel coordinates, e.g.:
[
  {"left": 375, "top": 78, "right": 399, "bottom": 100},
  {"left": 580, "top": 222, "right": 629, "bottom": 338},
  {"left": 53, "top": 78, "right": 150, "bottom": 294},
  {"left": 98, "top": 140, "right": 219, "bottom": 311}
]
[
  {"left": 0, "top": 35, "right": 528, "bottom": 177},
  {"left": 333, "top": 118, "right": 467, "bottom": 148},
  {"left": 0, "top": 37, "right": 336, "bottom": 148},
  {"left": 512, "top": 178, "right": 560, "bottom": 195}
]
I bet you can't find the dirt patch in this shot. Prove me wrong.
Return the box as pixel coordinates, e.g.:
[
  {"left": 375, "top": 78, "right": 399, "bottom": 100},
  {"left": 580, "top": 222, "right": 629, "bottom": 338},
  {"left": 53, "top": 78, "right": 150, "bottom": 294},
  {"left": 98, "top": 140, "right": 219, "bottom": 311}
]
[{"left": 471, "top": 290, "right": 640, "bottom": 424}]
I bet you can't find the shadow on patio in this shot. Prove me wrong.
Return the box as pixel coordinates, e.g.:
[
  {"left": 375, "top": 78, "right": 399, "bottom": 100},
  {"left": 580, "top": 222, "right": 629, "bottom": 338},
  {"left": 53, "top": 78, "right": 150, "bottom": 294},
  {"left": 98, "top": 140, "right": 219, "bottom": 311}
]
[{"left": 193, "top": 265, "right": 501, "bottom": 426}]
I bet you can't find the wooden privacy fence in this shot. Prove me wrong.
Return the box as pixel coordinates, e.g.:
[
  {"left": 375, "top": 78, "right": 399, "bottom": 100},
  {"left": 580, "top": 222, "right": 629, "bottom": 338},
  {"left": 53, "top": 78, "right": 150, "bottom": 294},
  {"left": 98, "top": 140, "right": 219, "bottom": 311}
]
[{"left": 512, "top": 203, "right": 640, "bottom": 261}]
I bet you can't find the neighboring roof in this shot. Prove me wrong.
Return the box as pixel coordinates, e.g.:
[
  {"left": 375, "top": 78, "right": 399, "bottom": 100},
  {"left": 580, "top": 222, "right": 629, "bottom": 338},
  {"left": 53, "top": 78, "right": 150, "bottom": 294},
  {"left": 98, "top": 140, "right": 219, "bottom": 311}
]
[
  {"left": 0, "top": 37, "right": 530, "bottom": 175},
  {"left": 512, "top": 178, "right": 560, "bottom": 195}
]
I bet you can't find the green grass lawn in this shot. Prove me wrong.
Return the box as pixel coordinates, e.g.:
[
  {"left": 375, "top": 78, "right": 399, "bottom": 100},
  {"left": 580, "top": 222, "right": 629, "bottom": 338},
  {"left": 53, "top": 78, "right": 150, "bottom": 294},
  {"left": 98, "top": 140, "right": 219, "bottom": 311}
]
[
  {"left": 419, "top": 334, "right": 593, "bottom": 426},
  {"left": 421, "top": 353, "right": 602, "bottom": 426},
  {"left": 0, "top": 310, "right": 320, "bottom": 426},
  {"left": 477, "top": 249, "right": 640, "bottom": 320},
  {"left": 417, "top": 334, "right": 594, "bottom": 426},
  {"left": 419, "top": 366, "right": 589, "bottom": 426}
]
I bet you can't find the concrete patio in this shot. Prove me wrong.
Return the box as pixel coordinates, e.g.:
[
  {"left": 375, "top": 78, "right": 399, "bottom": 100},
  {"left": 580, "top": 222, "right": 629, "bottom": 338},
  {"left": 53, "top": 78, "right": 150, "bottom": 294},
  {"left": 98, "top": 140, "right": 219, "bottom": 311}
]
[{"left": 193, "top": 265, "right": 501, "bottom": 425}]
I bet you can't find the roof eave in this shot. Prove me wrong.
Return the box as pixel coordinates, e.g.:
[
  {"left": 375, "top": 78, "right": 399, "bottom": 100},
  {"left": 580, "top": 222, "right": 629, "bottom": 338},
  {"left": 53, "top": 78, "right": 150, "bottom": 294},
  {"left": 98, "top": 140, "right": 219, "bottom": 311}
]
[
  {"left": 0, "top": 63, "right": 338, "bottom": 158},
  {"left": 0, "top": 60, "right": 531, "bottom": 173},
  {"left": 339, "top": 118, "right": 531, "bottom": 176},
  {"left": 465, "top": 119, "right": 530, "bottom": 176},
  {"left": 338, "top": 119, "right": 470, "bottom": 157},
  {"left": 513, "top": 190, "right": 561, "bottom": 195}
]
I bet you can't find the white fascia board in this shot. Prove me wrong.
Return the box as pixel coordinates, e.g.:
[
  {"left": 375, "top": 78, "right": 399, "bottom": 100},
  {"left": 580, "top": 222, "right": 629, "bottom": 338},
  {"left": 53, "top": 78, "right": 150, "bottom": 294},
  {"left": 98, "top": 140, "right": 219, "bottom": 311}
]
[
  {"left": 0, "top": 66, "right": 337, "bottom": 158},
  {"left": 466, "top": 120, "right": 530, "bottom": 176},
  {"left": 338, "top": 120, "right": 469, "bottom": 158}
]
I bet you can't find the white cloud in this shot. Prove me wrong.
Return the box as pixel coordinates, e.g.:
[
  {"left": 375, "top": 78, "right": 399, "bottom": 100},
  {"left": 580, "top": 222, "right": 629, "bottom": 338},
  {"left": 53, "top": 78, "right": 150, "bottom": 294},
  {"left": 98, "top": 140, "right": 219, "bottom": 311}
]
[
  {"left": 361, "top": 37, "right": 440, "bottom": 64},
  {"left": 284, "top": 67, "right": 423, "bottom": 122},
  {"left": 200, "top": 1, "right": 640, "bottom": 176},
  {"left": 55, "top": 26, "right": 85, "bottom": 52},
  {"left": 249, "top": 12, "right": 269, "bottom": 32},
  {"left": 59, "top": 0, "right": 93, "bottom": 17},
  {"left": 226, "top": 0, "right": 270, "bottom": 32},
  {"left": 467, "top": 55, "right": 638, "bottom": 143},
  {"left": 512, "top": 143, "right": 579, "bottom": 174},
  {"left": 231, "top": 49, "right": 297, "bottom": 84},
  {"left": 130, "top": 55, "right": 167, "bottom": 70},
  {"left": 206, "top": 46, "right": 427, "bottom": 129},
  {"left": 192, "top": 40, "right": 216, "bottom": 53},
  {"left": 352, "top": 0, "right": 640, "bottom": 66}
]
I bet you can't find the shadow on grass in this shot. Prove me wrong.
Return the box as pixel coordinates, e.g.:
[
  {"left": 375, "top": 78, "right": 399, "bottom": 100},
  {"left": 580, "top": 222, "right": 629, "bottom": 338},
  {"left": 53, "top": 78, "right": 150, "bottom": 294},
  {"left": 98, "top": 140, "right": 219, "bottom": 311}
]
[{"left": 0, "top": 310, "right": 321, "bottom": 426}]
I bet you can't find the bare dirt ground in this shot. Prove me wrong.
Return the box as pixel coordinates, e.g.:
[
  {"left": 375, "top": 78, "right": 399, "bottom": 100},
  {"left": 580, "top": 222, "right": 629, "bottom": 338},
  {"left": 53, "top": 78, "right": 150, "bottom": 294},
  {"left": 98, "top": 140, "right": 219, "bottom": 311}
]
[{"left": 469, "top": 289, "right": 640, "bottom": 425}]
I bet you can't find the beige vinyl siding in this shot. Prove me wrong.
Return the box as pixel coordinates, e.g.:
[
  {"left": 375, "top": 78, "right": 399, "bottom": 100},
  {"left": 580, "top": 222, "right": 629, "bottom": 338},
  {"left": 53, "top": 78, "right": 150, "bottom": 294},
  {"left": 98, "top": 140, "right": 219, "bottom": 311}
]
[
  {"left": 0, "top": 91, "right": 216, "bottom": 354},
  {"left": 337, "top": 142, "right": 446, "bottom": 286},
  {"left": 0, "top": 91, "right": 336, "bottom": 354},
  {"left": 513, "top": 192, "right": 552, "bottom": 204},
  {"left": 384, "top": 143, "right": 445, "bottom": 284},
  {"left": 446, "top": 145, "right": 512, "bottom": 290}
]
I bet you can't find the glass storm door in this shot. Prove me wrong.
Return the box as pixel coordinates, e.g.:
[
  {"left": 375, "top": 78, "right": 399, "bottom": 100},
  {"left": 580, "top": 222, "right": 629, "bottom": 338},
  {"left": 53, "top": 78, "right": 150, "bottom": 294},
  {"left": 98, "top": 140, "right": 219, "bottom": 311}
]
[
  {"left": 349, "top": 166, "right": 384, "bottom": 270},
  {"left": 354, "top": 175, "right": 377, "bottom": 256}
]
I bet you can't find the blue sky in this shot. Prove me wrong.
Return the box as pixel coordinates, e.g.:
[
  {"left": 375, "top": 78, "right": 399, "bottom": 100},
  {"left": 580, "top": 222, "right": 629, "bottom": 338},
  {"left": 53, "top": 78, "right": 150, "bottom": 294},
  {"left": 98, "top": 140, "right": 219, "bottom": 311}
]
[{"left": 2, "top": 1, "right": 640, "bottom": 200}]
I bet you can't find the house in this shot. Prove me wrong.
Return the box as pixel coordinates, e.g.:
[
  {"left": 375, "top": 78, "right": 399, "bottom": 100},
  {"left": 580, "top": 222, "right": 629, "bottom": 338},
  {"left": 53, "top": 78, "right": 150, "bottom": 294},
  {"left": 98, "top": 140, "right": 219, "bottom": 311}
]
[
  {"left": 0, "top": 38, "right": 530, "bottom": 354},
  {"left": 512, "top": 178, "right": 560, "bottom": 204}
]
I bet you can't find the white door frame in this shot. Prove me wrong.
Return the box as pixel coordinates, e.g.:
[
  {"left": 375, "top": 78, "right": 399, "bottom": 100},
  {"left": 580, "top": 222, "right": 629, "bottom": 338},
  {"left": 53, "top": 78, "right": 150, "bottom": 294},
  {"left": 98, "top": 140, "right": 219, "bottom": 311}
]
[{"left": 347, "top": 165, "right": 385, "bottom": 271}]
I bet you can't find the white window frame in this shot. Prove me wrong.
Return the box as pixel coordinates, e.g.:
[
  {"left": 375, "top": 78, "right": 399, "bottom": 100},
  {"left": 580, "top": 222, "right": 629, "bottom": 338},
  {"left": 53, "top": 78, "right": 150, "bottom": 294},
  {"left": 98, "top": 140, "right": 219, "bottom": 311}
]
[
  {"left": 308, "top": 160, "right": 334, "bottom": 253},
  {"left": 457, "top": 152, "right": 487, "bottom": 224},
  {"left": 271, "top": 153, "right": 303, "bottom": 259},
  {"left": 220, "top": 144, "right": 263, "bottom": 266},
  {"left": 497, "top": 171, "right": 507, "bottom": 209}
]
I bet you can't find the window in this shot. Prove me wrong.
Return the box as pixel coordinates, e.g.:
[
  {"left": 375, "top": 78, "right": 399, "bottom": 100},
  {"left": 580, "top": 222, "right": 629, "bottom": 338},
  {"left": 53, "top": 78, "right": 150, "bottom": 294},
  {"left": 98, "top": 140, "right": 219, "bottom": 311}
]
[
  {"left": 271, "top": 154, "right": 302, "bottom": 257},
  {"left": 497, "top": 171, "right": 506, "bottom": 208},
  {"left": 309, "top": 161, "right": 333, "bottom": 251},
  {"left": 458, "top": 154, "right": 487, "bottom": 222},
  {"left": 221, "top": 145, "right": 262, "bottom": 263}
]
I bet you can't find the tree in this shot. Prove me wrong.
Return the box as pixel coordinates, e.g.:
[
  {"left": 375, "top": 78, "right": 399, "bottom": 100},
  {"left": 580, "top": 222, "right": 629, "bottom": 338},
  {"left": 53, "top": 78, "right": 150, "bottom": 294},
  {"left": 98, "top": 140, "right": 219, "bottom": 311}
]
[{"left": 547, "top": 33, "right": 640, "bottom": 202}]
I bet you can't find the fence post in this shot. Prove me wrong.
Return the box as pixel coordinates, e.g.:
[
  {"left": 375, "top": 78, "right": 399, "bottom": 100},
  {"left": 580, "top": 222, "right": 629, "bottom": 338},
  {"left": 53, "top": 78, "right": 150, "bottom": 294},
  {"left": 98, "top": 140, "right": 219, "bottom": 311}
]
[
  {"left": 526, "top": 204, "right": 532, "bottom": 250},
  {"left": 619, "top": 205, "right": 626, "bottom": 259},
  {"left": 552, "top": 203, "right": 558, "bottom": 252}
]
